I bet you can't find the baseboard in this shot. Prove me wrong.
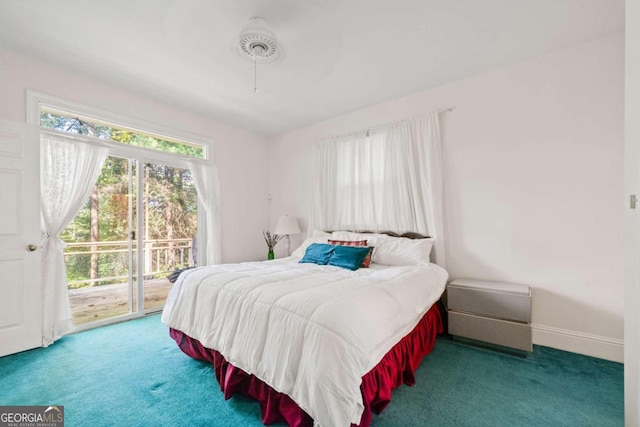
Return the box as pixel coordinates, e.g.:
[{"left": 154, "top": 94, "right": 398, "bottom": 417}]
[{"left": 532, "top": 324, "right": 623, "bottom": 363}]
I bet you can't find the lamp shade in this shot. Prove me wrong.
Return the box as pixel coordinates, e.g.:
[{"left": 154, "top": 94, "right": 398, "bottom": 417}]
[{"left": 274, "top": 215, "right": 301, "bottom": 235}]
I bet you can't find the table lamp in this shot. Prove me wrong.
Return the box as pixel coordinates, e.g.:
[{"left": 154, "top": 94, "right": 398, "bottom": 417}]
[{"left": 274, "top": 215, "right": 301, "bottom": 256}]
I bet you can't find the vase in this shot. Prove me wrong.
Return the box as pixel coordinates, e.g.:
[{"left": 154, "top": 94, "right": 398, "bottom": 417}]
[{"left": 268, "top": 249, "right": 275, "bottom": 260}]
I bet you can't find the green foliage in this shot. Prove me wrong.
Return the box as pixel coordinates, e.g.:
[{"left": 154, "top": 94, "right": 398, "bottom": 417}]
[{"left": 40, "top": 111, "right": 205, "bottom": 158}]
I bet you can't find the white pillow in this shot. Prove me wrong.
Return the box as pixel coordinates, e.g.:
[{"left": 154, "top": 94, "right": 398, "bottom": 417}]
[
  {"left": 311, "top": 229, "right": 331, "bottom": 237},
  {"left": 291, "top": 232, "right": 331, "bottom": 258},
  {"left": 331, "top": 231, "right": 390, "bottom": 247},
  {"left": 372, "top": 237, "right": 434, "bottom": 266},
  {"left": 330, "top": 230, "right": 355, "bottom": 238}
]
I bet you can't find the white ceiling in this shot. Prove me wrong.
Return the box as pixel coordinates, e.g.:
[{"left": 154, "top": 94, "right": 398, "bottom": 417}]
[{"left": 0, "top": 0, "right": 625, "bottom": 136}]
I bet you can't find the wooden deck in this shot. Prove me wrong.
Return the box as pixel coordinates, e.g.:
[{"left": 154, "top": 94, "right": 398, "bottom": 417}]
[{"left": 68, "top": 278, "right": 173, "bottom": 326}]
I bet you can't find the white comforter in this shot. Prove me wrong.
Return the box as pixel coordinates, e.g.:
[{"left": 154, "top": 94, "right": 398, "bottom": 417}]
[{"left": 161, "top": 258, "right": 448, "bottom": 427}]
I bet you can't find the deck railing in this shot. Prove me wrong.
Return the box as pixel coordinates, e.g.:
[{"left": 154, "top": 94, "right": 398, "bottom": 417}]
[{"left": 64, "top": 238, "right": 195, "bottom": 288}]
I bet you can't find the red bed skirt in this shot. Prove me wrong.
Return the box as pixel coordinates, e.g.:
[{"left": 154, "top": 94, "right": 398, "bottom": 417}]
[{"left": 169, "top": 302, "right": 444, "bottom": 427}]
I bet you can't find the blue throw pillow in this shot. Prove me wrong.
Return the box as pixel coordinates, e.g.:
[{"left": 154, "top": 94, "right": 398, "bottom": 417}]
[
  {"left": 328, "top": 245, "right": 371, "bottom": 271},
  {"left": 299, "top": 243, "right": 334, "bottom": 265}
]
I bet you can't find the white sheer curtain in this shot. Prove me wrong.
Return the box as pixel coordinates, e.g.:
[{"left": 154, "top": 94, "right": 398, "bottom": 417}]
[
  {"left": 189, "top": 160, "right": 221, "bottom": 265},
  {"left": 40, "top": 133, "right": 108, "bottom": 346},
  {"left": 310, "top": 111, "right": 446, "bottom": 266}
]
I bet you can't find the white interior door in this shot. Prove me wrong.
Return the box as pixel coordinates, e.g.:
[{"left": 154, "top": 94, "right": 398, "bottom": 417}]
[{"left": 0, "top": 120, "right": 42, "bottom": 357}]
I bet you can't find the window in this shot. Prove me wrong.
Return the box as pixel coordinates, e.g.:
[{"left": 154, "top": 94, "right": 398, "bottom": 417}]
[
  {"left": 40, "top": 107, "right": 205, "bottom": 159},
  {"left": 310, "top": 113, "right": 445, "bottom": 263},
  {"left": 29, "top": 91, "right": 209, "bottom": 329}
]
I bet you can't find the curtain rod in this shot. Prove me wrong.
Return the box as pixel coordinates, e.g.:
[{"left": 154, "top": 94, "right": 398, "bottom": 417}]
[
  {"left": 40, "top": 127, "right": 111, "bottom": 147},
  {"left": 320, "top": 107, "right": 454, "bottom": 142},
  {"left": 365, "top": 107, "right": 453, "bottom": 137}
]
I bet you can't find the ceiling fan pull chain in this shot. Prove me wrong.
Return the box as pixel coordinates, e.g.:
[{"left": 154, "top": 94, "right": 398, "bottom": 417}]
[{"left": 254, "top": 55, "right": 258, "bottom": 94}]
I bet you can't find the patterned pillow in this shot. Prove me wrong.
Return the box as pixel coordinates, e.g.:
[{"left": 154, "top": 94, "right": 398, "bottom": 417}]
[{"left": 327, "top": 239, "right": 373, "bottom": 268}]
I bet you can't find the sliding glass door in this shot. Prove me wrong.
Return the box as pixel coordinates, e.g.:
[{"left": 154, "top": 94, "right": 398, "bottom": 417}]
[
  {"left": 140, "top": 162, "right": 198, "bottom": 312},
  {"left": 37, "top": 102, "right": 205, "bottom": 330},
  {"left": 63, "top": 157, "right": 198, "bottom": 327}
]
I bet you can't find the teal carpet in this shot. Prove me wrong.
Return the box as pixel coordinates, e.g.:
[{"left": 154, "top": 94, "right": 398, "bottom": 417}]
[{"left": 0, "top": 315, "right": 623, "bottom": 426}]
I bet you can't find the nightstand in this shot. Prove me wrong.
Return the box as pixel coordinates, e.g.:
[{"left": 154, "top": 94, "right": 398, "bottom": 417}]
[{"left": 447, "top": 278, "right": 532, "bottom": 352}]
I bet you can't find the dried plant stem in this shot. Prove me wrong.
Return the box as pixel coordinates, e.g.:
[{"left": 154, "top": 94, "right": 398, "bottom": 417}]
[{"left": 263, "top": 230, "right": 284, "bottom": 251}]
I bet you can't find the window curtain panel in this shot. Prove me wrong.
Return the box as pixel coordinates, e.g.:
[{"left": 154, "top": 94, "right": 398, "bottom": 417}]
[
  {"left": 309, "top": 111, "right": 446, "bottom": 267},
  {"left": 189, "top": 160, "right": 221, "bottom": 265},
  {"left": 40, "top": 133, "right": 108, "bottom": 346}
]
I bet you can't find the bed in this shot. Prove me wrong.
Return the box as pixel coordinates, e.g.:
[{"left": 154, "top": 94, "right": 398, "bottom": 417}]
[{"left": 162, "top": 232, "right": 448, "bottom": 427}]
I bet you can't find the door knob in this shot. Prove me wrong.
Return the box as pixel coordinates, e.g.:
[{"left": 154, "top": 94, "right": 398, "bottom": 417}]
[{"left": 27, "top": 244, "right": 38, "bottom": 252}]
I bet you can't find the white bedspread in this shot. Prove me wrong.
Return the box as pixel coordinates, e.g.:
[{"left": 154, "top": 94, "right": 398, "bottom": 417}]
[{"left": 161, "top": 258, "right": 448, "bottom": 427}]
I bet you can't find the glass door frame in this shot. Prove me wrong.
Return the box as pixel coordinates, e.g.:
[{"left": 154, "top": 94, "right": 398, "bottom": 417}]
[{"left": 69, "top": 155, "right": 204, "bottom": 332}]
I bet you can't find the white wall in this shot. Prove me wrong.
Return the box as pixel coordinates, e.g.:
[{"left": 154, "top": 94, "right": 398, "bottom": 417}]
[
  {"left": 268, "top": 33, "right": 625, "bottom": 361},
  {"left": 0, "top": 48, "right": 270, "bottom": 263}
]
